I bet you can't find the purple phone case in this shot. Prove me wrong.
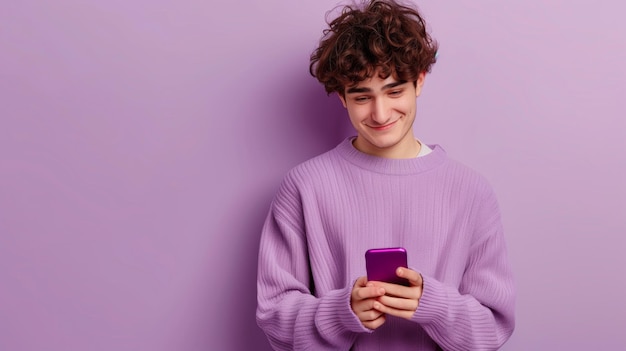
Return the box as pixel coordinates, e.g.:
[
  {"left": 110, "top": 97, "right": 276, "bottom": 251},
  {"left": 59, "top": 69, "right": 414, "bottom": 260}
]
[{"left": 365, "top": 247, "right": 409, "bottom": 286}]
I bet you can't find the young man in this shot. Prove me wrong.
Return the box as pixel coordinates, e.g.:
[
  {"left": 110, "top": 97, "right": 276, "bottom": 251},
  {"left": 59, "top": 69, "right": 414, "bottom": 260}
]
[{"left": 256, "top": 1, "right": 515, "bottom": 350}]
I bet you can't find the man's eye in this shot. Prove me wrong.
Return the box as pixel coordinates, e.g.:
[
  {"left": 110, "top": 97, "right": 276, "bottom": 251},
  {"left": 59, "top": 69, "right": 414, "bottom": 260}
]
[
  {"left": 355, "top": 96, "right": 370, "bottom": 102},
  {"left": 389, "top": 90, "right": 403, "bottom": 96}
]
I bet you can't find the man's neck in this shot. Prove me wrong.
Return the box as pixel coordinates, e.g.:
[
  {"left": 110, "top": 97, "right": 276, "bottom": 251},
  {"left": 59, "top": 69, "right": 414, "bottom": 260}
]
[{"left": 352, "top": 135, "right": 422, "bottom": 159}]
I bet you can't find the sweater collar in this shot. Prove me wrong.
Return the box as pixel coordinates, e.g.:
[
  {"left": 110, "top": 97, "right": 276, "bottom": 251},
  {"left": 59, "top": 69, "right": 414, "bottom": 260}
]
[{"left": 335, "top": 137, "right": 447, "bottom": 175}]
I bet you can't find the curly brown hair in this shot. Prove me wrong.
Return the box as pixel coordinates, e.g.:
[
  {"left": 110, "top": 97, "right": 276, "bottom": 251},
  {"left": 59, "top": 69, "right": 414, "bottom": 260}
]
[{"left": 310, "top": 0, "right": 438, "bottom": 95}]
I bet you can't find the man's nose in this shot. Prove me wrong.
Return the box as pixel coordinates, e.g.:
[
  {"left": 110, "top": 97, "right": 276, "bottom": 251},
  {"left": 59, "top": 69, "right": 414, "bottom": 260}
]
[{"left": 371, "top": 99, "right": 391, "bottom": 125}]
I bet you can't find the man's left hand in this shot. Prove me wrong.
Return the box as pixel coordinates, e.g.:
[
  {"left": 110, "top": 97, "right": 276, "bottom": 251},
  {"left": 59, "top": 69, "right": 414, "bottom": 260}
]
[{"left": 367, "top": 267, "right": 424, "bottom": 320}]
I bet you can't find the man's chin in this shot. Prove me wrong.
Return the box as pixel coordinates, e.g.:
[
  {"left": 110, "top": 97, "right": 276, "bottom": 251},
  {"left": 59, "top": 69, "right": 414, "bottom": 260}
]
[
  {"left": 367, "top": 136, "right": 400, "bottom": 150},
  {"left": 361, "top": 138, "right": 401, "bottom": 153}
]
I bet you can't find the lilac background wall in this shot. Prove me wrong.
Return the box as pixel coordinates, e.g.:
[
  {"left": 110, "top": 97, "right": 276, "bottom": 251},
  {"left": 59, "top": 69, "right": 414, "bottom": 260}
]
[{"left": 1, "top": 0, "right": 624, "bottom": 350}]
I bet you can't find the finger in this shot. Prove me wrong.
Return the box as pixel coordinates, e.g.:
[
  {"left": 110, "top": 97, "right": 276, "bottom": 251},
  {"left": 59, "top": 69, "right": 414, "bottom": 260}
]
[
  {"left": 352, "top": 295, "right": 377, "bottom": 314},
  {"left": 354, "top": 276, "right": 368, "bottom": 288},
  {"left": 362, "top": 313, "right": 386, "bottom": 330},
  {"left": 355, "top": 286, "right": 386, "bottom": 301},
  {"left": 372, "top": 299, "right": 416, "bottom": 320},
  {"left": 397, "top": 267, "right": 423, "bottom": 287},
  {"left": 372, "top": 281, "right": 414, "bottom": 299},
  {"left": 377, "top": 294, "right": 419, "bottom": 312},
  {"left": 352, "top": 277, "right": 379, "bottom": 301},
  {"left": 358, "top": 307, "right": 385, "bottom": 322}
]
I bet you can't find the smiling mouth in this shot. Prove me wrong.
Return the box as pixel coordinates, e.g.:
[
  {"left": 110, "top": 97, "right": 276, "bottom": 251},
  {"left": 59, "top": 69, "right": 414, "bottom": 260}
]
[{"left": 368, "top": 119, "right": 398, "bottom": 131}]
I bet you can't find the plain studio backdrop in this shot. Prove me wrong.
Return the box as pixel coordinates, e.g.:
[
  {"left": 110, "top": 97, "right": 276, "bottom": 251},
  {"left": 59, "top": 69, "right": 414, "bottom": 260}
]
[{"left": 1, "top": 0, "right": 625, "bottom": 350}]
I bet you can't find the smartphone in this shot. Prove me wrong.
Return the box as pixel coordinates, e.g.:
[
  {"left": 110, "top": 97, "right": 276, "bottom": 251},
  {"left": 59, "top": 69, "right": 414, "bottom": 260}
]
[{"left": 365, "top": 247, "right": 410, "bottom": 286}]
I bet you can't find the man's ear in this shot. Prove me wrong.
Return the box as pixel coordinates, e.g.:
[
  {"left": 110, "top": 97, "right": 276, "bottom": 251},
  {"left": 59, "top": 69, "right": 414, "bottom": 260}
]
[
  {"left": 415, "top": 72, "right": 426, "bottom": 97},
  {"left": 337, "top": 92, "right": 347, "bottom": 108}
]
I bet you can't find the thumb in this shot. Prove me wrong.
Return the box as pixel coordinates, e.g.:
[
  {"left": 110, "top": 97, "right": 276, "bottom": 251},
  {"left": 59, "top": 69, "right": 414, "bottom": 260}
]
[{"left": 354, "top": 276, "right": 368, "bottom": 287}]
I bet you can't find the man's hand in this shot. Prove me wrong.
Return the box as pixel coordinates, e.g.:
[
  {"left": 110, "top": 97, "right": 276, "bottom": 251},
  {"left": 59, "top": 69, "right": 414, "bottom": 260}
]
[
  {"left": 351, "top": 276, "right": 387, "bottom": 330},
  {"left": 368, "top": 267, "right": 424, "bottom": 320}
]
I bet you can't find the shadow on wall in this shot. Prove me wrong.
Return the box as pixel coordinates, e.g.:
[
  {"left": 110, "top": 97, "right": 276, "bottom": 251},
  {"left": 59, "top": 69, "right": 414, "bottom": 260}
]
[
  {"left": 295, "top": 78, "right": 354, "bottom": 152},
  {"left": 198, "top": 63, "right": 352, "bottom": 350},
  {"left": 233, "top": 66, "right": 352, "bottom": 350},
  {"left": 245, "top": 60, "right": 353, "bottom": 165}
]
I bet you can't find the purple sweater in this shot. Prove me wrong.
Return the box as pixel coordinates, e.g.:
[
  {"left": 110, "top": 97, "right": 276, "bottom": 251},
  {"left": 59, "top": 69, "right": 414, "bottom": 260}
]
[{"left": 256, "top": 138, "right": 515, "bottom": 350}]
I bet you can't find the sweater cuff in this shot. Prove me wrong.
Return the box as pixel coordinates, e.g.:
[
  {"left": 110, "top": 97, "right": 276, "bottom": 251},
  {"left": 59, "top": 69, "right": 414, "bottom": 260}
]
[
  {"left": 411, "top": 274, "right": 449, "bottom": 327},
  {"left": 316, "top": 282, "right": 373, "bottom": 337}
]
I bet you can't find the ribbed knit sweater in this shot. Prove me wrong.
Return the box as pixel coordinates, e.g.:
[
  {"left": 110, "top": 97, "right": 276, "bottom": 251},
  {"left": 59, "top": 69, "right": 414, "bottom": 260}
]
[{"left": 256, "top": 138, "right": 515, "bottom": 351}]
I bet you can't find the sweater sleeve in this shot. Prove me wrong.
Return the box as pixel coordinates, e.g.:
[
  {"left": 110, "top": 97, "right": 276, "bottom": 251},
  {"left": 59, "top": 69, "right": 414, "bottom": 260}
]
[
  {"left": 411, "top": 183, "right": 516, "bottom": 351},
  {"left": 256, "top": 175, "right": 370, "bottom": 350}
]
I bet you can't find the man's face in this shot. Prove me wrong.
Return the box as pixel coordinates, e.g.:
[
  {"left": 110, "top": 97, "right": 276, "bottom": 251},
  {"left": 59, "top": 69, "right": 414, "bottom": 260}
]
[{"left": 339, "top": 71, "right": 425, "bottom": 159}]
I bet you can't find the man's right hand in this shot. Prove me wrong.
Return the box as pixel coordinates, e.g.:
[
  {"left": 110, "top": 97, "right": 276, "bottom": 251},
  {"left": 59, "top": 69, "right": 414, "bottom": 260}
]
[{"left": 350, "top": 276, "right": 387, "bottom": 330}]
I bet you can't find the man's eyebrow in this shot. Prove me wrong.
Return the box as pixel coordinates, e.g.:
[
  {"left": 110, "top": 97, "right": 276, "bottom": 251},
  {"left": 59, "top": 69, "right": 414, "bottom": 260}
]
[
  {"left": 346, "top": 86, "right": 371, "bottom": 94},
  {"left": 345, "top": 80, "right": 408, "bottom": 94}
]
